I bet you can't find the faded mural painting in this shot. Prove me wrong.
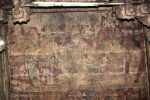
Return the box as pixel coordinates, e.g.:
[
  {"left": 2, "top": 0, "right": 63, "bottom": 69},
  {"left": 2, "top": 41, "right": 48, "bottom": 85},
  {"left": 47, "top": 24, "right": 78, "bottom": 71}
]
[{"left": 8, "top": 10, "right": 149, "bottom": 99}]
